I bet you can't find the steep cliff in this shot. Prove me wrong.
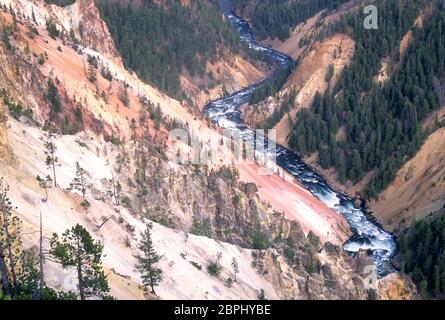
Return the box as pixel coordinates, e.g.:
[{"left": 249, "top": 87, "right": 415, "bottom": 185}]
[
  {"left": 370, "top": 127, "right": 445, "bottom": 232},
  {"left": 180, "top": 50, "right": 268, "bottom": 110},
  {"left": 4, "top": 0, "right": 120, "bottom": 61},
  {"left": 0, "top": 0, "right": 417, "bottom": 300},
  {"left": 242, "top": 33, "right": 355, "bottom": 146}
]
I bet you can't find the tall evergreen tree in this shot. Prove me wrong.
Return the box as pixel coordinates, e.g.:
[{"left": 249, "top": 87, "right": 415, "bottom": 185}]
[
  {"left": 50, "top": 224, "right": 110, "bottom": 300},
  {"left": 231, "top": 257, "right": 239, "bottom": 282},
  {"left": 0, "top": 178, "right": 21, "bottom": 290},
  {"left": 134, "top": 223, "right": 163, "bottom": 295},
  {"left": 46, "top": 80, "right": 62, "bottom": 113},
  {"left": 36, "top": 175, "right": 52, "bottom": 202},
  {"left": 69, "top": 162, "right": 89, "bottom": 199},
  {"left": 44, "top": 133, "right": 59, "bottom": 187}
]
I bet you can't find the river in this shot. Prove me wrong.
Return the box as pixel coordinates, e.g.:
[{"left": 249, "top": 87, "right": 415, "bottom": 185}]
[{"left": 204, "top": 0, "right": 396, "bottom": 276}]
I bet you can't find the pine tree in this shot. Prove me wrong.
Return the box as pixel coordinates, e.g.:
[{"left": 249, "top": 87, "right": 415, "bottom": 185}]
[
  {"left": 0, "top": 179, "right": 49, "bottom": 300},
  {"left": 257, "top": 288, "right": 266, "bottom": 300},
  {"left": 231, "top": 257, "right": 239, "bottom": 282},
  {"left": 325, "top": 64, "right": 334, "bottom": 83},
  {"left": 119, "top": 84, "right": 129, "bottom": 107},
  {"left": 1, "top": 25, "right": 11, "bottom": 50},
  {"left": 0, "top": 216, "right": 11, "bottom": 297},
  {"left": 433, "top": 265, "right": 441, "bottom": 297},
  {"left": 154, "top": 104, "right": 162, "bottom": 130},
  {"left": 46, "top": 79, "right": 62, "bottom": 113},
  {"left": 37, "top": 211, "right": 45, "bottom": 299},
  {"left": 68, "top": 162, "right": 90, "bottom": 211},
  {"left": 15, "top": 249, "right": 43, "bottom": 299},
  {"left": 9, "top": 5, "right": 17, "bottom": 29},
  {"left": 0, "top": 199, "right": 75, "bottom": 300},
  {"left": 110, "top": 170, "right": 120, "bottom": 206},
  {"left": 69, "top": 162, "right": 89, "bottom": 198},
  {"left": 31, "top": 7, "right": 36, "bottom": 24},
  {"left": 45, "top": 18, "right": 60, "bottom": 39},
  {"left": 419, "top": 280, "right": 429, "bottom": 299},
  {"left": 44, "top": 133, "right": 59, "bottom": 187},
  {"left": 134, "top": 223, "right": 163, "bottom": 295},
  {"left": 0, "top": 178, "right": 21, "bottom": 290},
  {"left": 36, "top": 175, "right": 52, "bottom": 202},
  {"left": 87, "top": 64, "right": 97, "bottom": 83},
  {"left": 50, "top": 224, "right": 110, "bottom": 300}
]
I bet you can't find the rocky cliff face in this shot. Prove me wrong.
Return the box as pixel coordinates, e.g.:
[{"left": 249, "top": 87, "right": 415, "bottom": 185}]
[
  {"left": 370, "top": 127, "right": 445, "bottom": 232},
  {"left": 0, "top": 104, "right": 14, "bottom": 165},
  {"left": 53, "top": 0, "right": 121, "bottom": 62},
  {"left": 252, "top": 242, "right": 418, "bottom": 300},
  {"left": 5, "top": 0, "right": 121, "bottom": 62},
  {"left": 367, "top": 11, "right": 445, "bottom": 232},
  {"left": 180, "top": 51, "right": 268, "bottom": 109},
  {"left": 0, "top": 1, "right": 418, "bottom": 300},
  {"left": 242, "top": 27, "right": 355, "bottom": 148},
  {"left": 238, "top": 0, "right": 445, "bottom": 243}
]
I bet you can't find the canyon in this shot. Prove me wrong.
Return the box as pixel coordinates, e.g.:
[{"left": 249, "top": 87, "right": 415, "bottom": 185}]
[{"left": 0, "top": 0, "right": 423, "bottom": 300}]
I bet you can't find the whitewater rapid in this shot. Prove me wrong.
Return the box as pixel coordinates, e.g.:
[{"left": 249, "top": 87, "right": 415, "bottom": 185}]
[{"left": 205, "top": 0, "right": 396, "bottom": 276}]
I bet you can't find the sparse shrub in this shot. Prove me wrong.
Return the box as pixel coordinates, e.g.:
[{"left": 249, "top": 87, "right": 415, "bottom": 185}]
[
  {"left": 125, "top": 223, "right": 135, "bottom": 234},
  {"left": 6, "top": 101, "right": 22, "bottom": 119},
  {"left": 257, "top": 289, "right": 266, "bottom": 300},
  {"left": 189, "top": 218, "right": 212, "bottom": 238},
  {"left": 1, "top": 89, "right": 33, "bottom": 121},
  {"left": 304, "top": 262, "right": 316, "bottom": 274},
  {"left": 46, "top": 79, "right": 62, "bottom": 113},
  {"left": 87, "top": 65, "right": 97, "bottom": 83},
  {"left": 119, "top": 86, "right": 130, "bottom": 107},
  {"left": 46, "top": 18, "right": 60, "bottom": 39},
  {"left": 207, "top": 262, "right": 222, "bottom": 278},
  {"left": 251, "top": 226, "right": 270, "bottom": 250},
  {"left": 38, "top": 54, "right": 45, "bottom": 65},
  {"left": 283, "top": 246, "right": 295, "bottom": 262},
  {"left": 109, "top": 133, "right": 122, "bottom": 146},
  {"left": 303, "top": 243, "right": 317, "bottom": 274},
  {"left": 75, "top": 140, "right": 87, "bottom": 148},
  {"left": 80, "top": 199, "right": 90, "bottom": 211},
  {"left": 100, "top": 66, "right": 113, "bottom": 82},
  {"left": 121, "top": 195, "right": 132, "bottom": 208},
  {"left": 127, "top": 178, "right": 134, "bottom": 188},
  {"left": 87, "top": 54, "right": 99, "bottom": 69},
  {"left": 190, "top": 261, "right": 202, "bottom": 270},
  {"left": 153, "top": 216, "right": 172, "bottom": 228},
  {"left": 124, "top": 235, "right": 131, "bottom": 248},
  {"left": 207, "top": 252, "right": 223, "bottom": 278}
]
